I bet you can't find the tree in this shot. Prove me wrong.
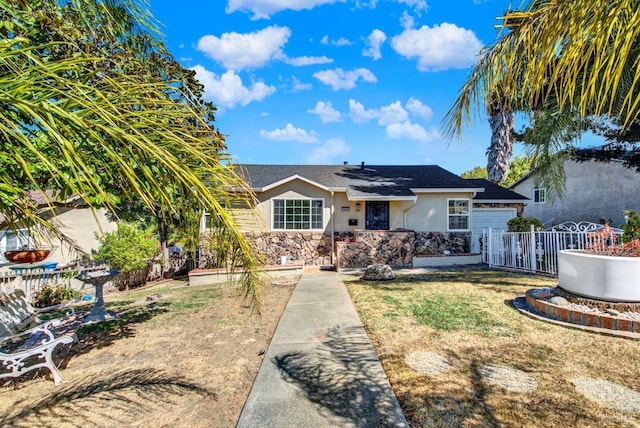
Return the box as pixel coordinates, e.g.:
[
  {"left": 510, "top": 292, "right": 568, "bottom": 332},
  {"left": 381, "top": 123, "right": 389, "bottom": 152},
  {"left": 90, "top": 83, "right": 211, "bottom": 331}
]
[
  {"left": 0, "top": 0, "right": 262, "bottom": 310},
  {"left": 460, "top": 155, "right": 532, "bottom": 188},
  {"left": 443, "top": 1, "right": 640, "bottom": 196},
  {"left": 460, "top": 166, "right": 488, "bottom": 180},
  {"left": 486, "top": 93, "right": 514, "bottom": 183}
]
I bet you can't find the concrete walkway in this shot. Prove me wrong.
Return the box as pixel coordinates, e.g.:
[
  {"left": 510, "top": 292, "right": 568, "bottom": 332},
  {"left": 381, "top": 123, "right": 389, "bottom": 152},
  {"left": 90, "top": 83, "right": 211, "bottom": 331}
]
[{"left": 237, "top": 271, "right": 408, "bottom": 428}]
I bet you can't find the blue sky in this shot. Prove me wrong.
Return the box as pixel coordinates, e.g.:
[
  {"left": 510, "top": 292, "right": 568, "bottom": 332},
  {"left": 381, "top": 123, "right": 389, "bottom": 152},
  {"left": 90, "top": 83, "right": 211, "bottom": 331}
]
[{"left": 148, "top": 0, "right": 520, "bottom": 174}]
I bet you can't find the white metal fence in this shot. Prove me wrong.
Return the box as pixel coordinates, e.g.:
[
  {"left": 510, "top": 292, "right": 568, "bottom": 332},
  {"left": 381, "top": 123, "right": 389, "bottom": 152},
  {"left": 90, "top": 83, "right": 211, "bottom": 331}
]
[
  {"left": 482, "top": 222, "right": 623, "bottom": 275},
  {"left": 0, "top": 264, "right": 108, "bottom": 301}
]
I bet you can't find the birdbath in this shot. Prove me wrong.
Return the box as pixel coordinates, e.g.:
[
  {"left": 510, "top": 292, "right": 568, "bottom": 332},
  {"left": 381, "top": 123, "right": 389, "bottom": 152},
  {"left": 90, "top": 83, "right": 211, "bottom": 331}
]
[{"left": 77, "top": 270, "right": 119, "bottom": 323}]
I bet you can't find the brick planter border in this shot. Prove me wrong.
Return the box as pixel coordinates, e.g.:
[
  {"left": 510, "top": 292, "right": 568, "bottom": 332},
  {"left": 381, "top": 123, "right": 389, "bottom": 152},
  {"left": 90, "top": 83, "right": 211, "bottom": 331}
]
[{"left": 518, "top": 288, "right": 640, "bottom": 339}]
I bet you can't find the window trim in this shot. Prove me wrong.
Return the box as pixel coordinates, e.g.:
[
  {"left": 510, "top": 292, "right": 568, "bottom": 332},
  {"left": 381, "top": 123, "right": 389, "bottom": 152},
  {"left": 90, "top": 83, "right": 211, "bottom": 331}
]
[
  {"left": 533, "top": 187, "right": 546, "bottom": 204},
  {"left": 447, "top": 198, "right": 470, "bottom": 232},
  {"left": 271, "top": 198, "right": 324, "bottom": 231},
  {"left": 0, "top": 229, "right": 30, "bottom": 263}
]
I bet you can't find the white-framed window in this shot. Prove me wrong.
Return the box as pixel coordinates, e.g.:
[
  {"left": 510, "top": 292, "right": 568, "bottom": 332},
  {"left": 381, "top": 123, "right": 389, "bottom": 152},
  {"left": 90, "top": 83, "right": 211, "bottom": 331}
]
[
  {"left": 273, "top": 199, "right": 323, "bottom": 230},
  {"left": 448, "top": 198, "right": 470, "bottom": 231},
  {"left": 533, "top": 188, "right": 546, "bottom": 204},
  {"left": 0, "top": 229, "right": 30, "bottom": 263}
]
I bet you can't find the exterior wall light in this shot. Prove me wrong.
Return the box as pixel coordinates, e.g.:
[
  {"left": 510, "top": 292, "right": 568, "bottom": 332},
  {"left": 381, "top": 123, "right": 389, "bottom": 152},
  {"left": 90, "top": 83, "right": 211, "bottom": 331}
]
[{"left": 356, "top": 203, "right": 361, "bottom": 211}]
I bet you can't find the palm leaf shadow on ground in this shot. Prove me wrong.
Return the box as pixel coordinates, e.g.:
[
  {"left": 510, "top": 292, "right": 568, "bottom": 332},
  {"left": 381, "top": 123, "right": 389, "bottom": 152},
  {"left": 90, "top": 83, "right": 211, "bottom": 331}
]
[
  {"left": 0, "top": 302, "right": 170, "bottom": 387},
  {"left": 273, "top": 324, "right": 402, "bottom": 427},
  {"left": 0, "top": 368, "right": 215, "bottom": 427},
  {"left": 73, "top": 302, "right": 170, "bottom": 355}
]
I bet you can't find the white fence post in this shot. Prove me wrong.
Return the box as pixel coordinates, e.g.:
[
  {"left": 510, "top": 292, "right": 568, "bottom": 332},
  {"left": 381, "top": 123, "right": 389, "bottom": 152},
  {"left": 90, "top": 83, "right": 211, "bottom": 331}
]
[
  {"left": 530, "top": 224, "right": 537, "bottom": 274},
  {"left": 487, "top": 227, "right": 493, "bottom": 268}
]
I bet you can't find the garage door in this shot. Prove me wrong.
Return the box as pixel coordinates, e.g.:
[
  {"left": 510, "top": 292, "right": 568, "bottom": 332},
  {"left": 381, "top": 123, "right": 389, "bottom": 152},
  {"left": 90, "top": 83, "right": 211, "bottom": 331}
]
[{"left": 471, "top": 208, "right": 516, "bottom": 253}]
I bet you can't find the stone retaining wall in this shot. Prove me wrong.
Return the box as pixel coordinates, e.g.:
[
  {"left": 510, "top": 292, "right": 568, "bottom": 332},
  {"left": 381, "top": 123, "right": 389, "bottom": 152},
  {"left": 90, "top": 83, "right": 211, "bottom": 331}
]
[
  {"left": 338, "top": 231, "right": 470, "bottom": 268},
  {"left": 242, "top": 230, "right": 470, "bottom": 269},
  {"left": 243, "top": 231, "right": 353, "bottom": 266}
]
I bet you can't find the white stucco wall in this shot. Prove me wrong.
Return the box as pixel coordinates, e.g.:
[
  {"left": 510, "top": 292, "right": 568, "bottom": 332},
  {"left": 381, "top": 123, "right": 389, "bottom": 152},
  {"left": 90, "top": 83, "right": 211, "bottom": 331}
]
[
  {"left": 0, "top": 207, "right": 117, "bottom": 269},
  {"left": 513, "top": 159, "right": 640, "bottom": 227},
  {"left": 47, "top": 207, "right": 117, "bottom": 265},
  {"left": 252, "top": 180, "right": 333, "bottom": 232},
  {"left": 243, "top": 180, "right": 474, "bottom": 234},
  {"left": 405, "top": 193, "right": 474, "bottom": 232}
]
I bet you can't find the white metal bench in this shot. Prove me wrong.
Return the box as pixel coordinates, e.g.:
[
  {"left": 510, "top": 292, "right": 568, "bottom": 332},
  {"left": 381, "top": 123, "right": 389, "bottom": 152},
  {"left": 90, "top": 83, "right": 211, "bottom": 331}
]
[{"left": 0, "top": 290, "right": 79, "bottom": 384}]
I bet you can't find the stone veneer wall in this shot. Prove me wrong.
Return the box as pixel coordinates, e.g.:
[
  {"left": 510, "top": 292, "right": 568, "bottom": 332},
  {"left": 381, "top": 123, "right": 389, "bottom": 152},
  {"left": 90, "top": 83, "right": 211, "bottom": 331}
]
[
  {"left": 337, "top": 231, "right": 470, "bottom": 269},
  {"left": 242, "top": 230, "right": 470, "bottom": 268},
  {"left": 243, "top": 231, "right": 353, "bottom": 266}
]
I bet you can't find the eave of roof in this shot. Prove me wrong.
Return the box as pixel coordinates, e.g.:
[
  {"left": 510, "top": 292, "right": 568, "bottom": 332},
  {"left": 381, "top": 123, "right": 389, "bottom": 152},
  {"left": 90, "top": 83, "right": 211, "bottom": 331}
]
[{"left": 410, "top": 187, "right": 485, "bottom": 194}]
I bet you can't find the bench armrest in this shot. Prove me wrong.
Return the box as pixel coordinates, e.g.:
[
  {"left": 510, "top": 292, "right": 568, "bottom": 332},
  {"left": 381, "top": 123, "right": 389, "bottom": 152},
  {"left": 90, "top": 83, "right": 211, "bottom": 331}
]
[
  {"left": 34, "top": 300, "right": 76, "bottom": 319},
  {"left": 0, "top": 321, "right": 56, "bottom": 345}
]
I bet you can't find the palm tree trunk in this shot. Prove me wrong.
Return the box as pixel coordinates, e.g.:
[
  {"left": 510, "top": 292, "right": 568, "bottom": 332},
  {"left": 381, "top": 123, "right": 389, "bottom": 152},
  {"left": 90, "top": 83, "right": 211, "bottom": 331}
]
[{"left": 487, "top": 108, "right": 514, "bottom": 183}]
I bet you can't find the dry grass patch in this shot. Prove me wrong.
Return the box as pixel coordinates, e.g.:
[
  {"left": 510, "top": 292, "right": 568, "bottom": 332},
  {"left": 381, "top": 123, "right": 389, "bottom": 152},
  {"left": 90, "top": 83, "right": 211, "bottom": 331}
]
[
  {"left": 344, "top": 268, "right": 640, "bottom": 427},
  {"left": 0, "top": 277, "right": 296, "bottom": 427}
]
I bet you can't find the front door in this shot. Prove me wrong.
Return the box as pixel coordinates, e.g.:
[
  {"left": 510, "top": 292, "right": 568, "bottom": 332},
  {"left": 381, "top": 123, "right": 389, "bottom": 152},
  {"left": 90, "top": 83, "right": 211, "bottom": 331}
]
[{"left": 365, "top": 201, "right": 389, "bottom": 230}]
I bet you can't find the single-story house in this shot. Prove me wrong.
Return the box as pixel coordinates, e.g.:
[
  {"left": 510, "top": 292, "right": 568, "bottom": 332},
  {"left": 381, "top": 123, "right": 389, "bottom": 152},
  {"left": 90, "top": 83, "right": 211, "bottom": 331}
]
[
  {"left": 511, "top": 157, "right": 640, "bottom": 228},
  {"left": 0, "top": 191, "right": 116, "bottom": 269},
  {"left": 218, "top": 163, "right": 527, "bottom": 268}
]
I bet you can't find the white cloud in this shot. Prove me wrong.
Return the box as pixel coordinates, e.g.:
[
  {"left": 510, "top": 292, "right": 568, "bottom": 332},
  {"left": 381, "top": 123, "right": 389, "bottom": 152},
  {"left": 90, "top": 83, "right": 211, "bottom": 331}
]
[
  {"left": 348, "top": 99, "right": 378, "bottom": 124},
  {"left": 197, "top": 26, "right": 290, "bottom": 70},
  {"left": 313, "top": 68, "right": 377, "bottom": 90},
  {"left": 226, "top": 0, "right": 344, "bottom": 20},
  {"left": 386, "top": 122, "right": 439, "bottom": 142},
  {"left": 391, "top": 22, "right": 483, "bottom": 71},
  {"left": 282, "top": 55, "right": 333, "bottom": 66},
  {"left": 320, "top": 35, "right": 351, "bottom": 46},
  {"left": 362, "top": 29, "right": 387, "bottom": 60},
  {"left": 355, "top": 0, "right": 425, "bottom": 11},
  {"left": 191, "top": 65, "right": 276, "bottom": 108},
  {"left": 291, "top": 76, "right": 313, "bottom": 92},
  {"left": 378, "top": 101, "right": 409, "bottom": 126},
  {"left": 305, "top": 138, "right": 351, "bottom": 163},
  {"left": 349, "top": 98, "right": 431, "bottom": 125},
  {"left": 400, "top": 11, "right": 415, "bottom": 30},
  {"left": 349, "top": 98, "right": 438, "bottom": 142},
  {"left": 333, "top": 37, "right": 351, "bottom": 46},
  {"left": 260, "top": 123, "right": 318, "bottom": 143},
  {"left": 308, "top": 101, "right": 342, "bottom": 123},
  {"left": 406, "top": 97, "right": 433, "bottom": 121},
  {"left": 397, "top": 0, "right": 427, "bottom": 10}
]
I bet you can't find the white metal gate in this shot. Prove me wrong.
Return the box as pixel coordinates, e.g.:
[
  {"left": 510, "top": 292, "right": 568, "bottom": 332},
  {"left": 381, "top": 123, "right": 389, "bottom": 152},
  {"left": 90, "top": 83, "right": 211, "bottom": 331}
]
[{"left": 482, "top": 222, "right": 623, "bottom": 275}]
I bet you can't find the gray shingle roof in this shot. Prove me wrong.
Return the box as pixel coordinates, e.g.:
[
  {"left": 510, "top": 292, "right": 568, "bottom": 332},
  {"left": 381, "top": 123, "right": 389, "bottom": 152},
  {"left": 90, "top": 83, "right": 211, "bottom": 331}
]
[
  {"left": 466, "top": 178, "right": 529, "bottom": 201},
  {"left": 238, "top": 164, "right": 482, "bottom": 199}
]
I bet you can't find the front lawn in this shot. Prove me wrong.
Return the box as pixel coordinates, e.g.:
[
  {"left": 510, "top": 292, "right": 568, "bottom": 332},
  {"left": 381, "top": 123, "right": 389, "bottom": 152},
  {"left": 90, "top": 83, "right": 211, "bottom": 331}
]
[
  {"left": 344, "top": 268, "right": 640, "bottom": 427},
  {"left": 0, "top": 278, "right": 296, "bottom": 427}
]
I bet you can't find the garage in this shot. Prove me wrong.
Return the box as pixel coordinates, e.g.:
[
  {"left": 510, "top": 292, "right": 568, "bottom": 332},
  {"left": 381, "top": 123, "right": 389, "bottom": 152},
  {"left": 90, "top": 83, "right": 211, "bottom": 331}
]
[{"left": 471, "top": 208, "right": 516, "bottom": 253}]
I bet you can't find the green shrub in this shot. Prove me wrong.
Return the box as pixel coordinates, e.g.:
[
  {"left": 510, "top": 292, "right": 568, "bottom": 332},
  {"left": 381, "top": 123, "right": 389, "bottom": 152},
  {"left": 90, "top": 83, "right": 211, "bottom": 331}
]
[
  {"left": 94, "top": 222, "right": 158, "bottom": 272},
  {"left": 33, "top": 285, "right": 80, "bottom": 308},
  {"left": 622, "top": 210, "right": 640, "bottom": 243},
  {"left": 507, "top": 216, "right": 544, "bottom": 232}
]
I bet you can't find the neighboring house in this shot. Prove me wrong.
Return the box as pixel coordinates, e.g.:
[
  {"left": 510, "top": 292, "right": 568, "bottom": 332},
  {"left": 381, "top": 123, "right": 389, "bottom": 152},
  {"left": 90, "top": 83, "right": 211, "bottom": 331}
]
[
  {"left": 512, "top": 158, "right": 640, "bottom": 228},
  {"left": 0, "top": 191, "right": 116, "bottom": 269},
  {"left": 218, "top": 164, "right": 527, "bottom": 267},
  {"left": 466, "top": 178, "right": 529, "bottom": 252}
]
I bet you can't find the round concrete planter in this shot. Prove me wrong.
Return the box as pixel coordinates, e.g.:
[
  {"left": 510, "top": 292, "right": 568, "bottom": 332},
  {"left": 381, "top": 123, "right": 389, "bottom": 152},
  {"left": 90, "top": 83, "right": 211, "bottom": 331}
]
[{"left": 558, "top": 249, "right": 640, "bottom": 302}]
